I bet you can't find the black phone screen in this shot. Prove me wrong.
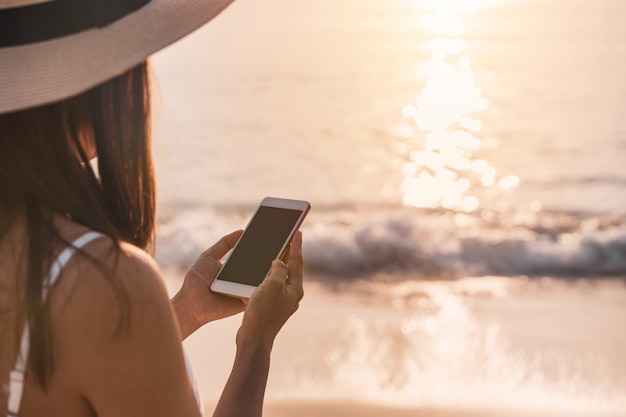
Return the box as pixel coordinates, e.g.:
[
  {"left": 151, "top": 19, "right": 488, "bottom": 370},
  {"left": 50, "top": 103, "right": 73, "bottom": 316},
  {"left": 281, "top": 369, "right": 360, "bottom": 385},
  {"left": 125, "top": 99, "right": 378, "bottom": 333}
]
[{"left": 217, "top": 206, "right": 304, "bottom": 286}]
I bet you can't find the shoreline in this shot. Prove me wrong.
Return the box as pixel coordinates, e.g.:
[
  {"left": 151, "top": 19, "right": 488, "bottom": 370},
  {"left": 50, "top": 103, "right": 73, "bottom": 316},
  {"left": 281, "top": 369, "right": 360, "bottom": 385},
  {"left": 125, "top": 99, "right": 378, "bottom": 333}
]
[{"left": 204, "top": 400, "right": 625, "bottom": 417}]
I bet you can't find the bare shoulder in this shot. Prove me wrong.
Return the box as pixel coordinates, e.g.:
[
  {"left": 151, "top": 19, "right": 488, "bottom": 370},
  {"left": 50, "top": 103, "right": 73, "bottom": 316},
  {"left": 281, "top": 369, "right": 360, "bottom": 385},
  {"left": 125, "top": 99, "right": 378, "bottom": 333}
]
[
  {"left": 50, "top": 236, "right": 173, "bottom": 345},
  {"left": 48, "top": 236, "right": 199, "bottom": 416}
]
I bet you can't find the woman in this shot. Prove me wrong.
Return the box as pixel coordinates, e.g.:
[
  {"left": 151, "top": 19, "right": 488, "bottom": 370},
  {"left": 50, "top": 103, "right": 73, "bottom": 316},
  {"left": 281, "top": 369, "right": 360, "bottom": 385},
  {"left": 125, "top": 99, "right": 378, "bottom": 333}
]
[{"left": 0, "top": 1, "right": 304, "bottom": 416}]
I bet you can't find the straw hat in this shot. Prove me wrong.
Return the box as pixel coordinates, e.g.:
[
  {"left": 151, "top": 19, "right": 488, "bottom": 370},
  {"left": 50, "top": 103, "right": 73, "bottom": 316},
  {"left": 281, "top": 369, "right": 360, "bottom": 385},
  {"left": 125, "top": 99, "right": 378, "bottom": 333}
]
[{"left": 0, "top": 0, "right": 236, "bottom": 114}]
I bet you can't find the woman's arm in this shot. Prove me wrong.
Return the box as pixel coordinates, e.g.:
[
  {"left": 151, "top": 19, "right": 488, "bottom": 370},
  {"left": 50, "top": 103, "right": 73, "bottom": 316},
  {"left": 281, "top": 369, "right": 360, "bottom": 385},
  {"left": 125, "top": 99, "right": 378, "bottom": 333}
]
[
  {"left": 212, "top": 337, "right": 272, "bottom": 417},
  {"left": 173, "top": 230, "right": 304, "bottom": 417},
  {"left": 213, "top": 233, "right": 304, "bottom": 417}
]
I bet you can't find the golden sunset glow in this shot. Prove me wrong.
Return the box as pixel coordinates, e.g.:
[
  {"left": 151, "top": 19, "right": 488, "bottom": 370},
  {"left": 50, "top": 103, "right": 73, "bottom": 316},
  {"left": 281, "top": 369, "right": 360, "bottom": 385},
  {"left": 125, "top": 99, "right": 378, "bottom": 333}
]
[{"left": 149, "top": 0, "right": 626, "bottom": 414}]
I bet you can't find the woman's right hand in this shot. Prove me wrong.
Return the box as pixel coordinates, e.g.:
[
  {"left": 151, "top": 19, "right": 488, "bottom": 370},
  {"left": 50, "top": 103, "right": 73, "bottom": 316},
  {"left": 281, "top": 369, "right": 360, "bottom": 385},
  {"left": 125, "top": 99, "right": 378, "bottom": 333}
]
[
  {"left": 213, "top": 232, "right": 304, "bottom": 417},
  {"left": 237, "top": 231, "right": 304, "bottom": 347}
]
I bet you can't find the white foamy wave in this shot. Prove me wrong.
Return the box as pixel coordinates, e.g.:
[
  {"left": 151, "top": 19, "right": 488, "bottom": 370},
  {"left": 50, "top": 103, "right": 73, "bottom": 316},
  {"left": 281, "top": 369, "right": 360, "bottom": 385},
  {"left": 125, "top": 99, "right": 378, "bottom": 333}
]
[
  {"left": 155, "top": 206, "right": 626, "bottom": 279},
  {"left": 303, "top": 208, "right": 626, "bottom": 278}
]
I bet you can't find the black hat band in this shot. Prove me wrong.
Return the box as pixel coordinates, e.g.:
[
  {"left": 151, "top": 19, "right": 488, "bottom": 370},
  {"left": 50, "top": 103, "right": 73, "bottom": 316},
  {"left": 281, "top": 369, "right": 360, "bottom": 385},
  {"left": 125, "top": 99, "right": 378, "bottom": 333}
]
[{"left": 0, "top": 0, "right": 150, "bottom": 48}]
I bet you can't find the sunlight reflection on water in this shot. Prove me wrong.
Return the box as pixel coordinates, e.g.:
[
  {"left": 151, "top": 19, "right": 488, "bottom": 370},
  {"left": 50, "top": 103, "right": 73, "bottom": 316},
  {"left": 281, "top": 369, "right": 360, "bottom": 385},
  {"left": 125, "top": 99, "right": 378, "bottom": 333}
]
[
  {"left": 400, "top": 1, "right": 519, "bottom": 212},
  {"left": 263, "top": 278, "right": 626, "bottom": 415}
]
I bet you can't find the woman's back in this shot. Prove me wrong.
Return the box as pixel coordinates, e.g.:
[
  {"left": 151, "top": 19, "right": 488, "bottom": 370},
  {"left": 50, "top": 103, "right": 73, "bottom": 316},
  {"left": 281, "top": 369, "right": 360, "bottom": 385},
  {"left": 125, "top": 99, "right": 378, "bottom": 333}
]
[{"left": 0, "top": 217, "right": 202, "bottom": 417}]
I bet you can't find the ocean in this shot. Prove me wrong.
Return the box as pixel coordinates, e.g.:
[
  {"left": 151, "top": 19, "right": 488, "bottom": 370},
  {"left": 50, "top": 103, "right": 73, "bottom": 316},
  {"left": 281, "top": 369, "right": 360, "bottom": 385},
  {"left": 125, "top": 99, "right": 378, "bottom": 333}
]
[{"left": 150, "top": 0, "right": 626, "bottom": 415}]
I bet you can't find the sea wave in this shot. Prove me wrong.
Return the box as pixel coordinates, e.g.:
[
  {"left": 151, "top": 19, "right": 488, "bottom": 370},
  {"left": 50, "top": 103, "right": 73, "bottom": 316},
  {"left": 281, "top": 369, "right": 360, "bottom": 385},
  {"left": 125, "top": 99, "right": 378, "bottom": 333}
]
[{"left": 155, "top": 206, "right": 626, "bottom": 279}]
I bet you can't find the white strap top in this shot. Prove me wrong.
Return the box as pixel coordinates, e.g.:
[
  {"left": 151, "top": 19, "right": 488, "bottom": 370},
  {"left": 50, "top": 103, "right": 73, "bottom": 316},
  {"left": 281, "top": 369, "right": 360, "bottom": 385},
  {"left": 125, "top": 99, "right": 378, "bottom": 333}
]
[
  {"left": 5, "top": 232, "right": 205, "bottom": 417},
  {"left": 7, "top": 231, "right": 104, "bottom": 417}
]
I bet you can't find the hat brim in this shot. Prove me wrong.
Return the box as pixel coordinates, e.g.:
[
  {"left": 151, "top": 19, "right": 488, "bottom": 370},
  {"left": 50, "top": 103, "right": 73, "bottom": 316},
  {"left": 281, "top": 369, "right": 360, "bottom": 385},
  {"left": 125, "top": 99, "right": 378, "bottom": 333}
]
[{"left": 0, "top": 0, "right": 235, "bottom": 114}]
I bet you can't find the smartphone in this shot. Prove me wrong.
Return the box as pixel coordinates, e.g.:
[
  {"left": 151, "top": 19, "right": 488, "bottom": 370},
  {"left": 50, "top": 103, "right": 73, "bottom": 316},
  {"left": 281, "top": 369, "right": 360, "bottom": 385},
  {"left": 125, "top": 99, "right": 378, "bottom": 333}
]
[{"left": 210, "top": 197, "right": 311, "bottom": 298}]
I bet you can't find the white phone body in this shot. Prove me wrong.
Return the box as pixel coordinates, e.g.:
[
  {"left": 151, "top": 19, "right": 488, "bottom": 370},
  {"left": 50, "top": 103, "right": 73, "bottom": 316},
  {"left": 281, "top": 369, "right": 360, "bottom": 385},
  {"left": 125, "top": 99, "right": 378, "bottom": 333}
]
[{"left": 210, "top": 197, "right": 311, "bottom": 299}]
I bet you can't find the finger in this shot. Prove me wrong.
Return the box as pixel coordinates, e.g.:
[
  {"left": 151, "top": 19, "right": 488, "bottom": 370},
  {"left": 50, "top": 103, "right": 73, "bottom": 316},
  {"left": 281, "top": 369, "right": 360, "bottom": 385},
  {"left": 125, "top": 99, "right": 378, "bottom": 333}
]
[
  {"left": 287, "top": 231, "right": 303, "bottom": 288},
  {"left": 204, "top": 230, "right": 243, "bottom": 260},
  {"left": 266, "top": 259, "right": 289, "bottom": 284},
  {"left": 281, "top": 242, "right": 291, "bottom": 263}
]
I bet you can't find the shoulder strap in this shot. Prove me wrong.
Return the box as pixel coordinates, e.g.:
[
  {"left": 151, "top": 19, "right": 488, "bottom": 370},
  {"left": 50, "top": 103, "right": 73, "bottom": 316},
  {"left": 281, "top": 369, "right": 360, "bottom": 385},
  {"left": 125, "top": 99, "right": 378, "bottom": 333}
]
[
  {"left": 7, "top": 231, "right": 104, "bottom": 417},
  {"left": 41, "top": 232, "right": 104, "bottom": 300}
]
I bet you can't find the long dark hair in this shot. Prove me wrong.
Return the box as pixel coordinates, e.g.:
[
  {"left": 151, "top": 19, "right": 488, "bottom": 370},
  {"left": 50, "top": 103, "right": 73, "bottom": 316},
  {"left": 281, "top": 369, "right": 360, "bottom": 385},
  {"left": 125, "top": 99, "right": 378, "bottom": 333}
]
[{"left": 0, "top": 61, "right": 155, "bottom": 388}]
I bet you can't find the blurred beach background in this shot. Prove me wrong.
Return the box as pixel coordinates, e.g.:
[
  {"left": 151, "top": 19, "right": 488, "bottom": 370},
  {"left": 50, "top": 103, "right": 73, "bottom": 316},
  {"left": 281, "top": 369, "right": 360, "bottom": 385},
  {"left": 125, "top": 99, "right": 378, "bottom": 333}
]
[{"left": 150, "top": 0, "right": 626, "bottom": 415}]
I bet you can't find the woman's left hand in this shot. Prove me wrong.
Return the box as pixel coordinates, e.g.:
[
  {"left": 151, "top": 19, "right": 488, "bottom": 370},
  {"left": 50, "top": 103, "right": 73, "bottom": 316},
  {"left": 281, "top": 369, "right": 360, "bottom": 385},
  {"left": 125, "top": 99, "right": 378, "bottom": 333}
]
[{"left": 171, "top": 230, "right": 246, "bottom": 340}]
